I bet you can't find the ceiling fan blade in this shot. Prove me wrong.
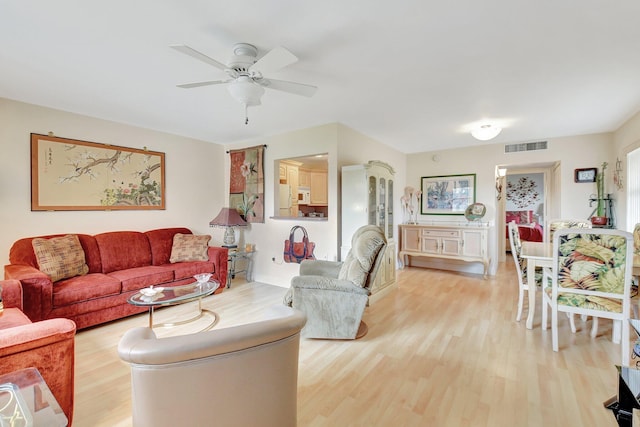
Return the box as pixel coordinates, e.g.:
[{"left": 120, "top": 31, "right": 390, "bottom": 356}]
[
  {"left": 252, "top": 46, "right": 298, "bottom": 74},
  {"left": 170, "top": 44, "right": 228, "bottom": 72},
  {"left": 176, "top": 79, "right": 231, "bottom": 89},
  {"left": 260, "top": 78, "right": 317, "bottom": 97}
]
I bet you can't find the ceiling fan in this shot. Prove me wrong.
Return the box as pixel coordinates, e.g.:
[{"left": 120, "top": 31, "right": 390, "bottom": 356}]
[{"left": 170, "top": 43, "right": 318, "bottom": 124}]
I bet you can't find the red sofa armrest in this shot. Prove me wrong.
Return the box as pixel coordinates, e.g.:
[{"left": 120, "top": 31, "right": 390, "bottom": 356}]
[
  {"left": 4, "top": 264, "right": 54, "bottom": 322},
  {"left": 0, "top": 318, "right": 76, "bottom": 425},
  {"left": 208, "top": 246, "right": 229, "bottom": 289},
  {"left": 0, "top": 279, "right": 23, "bottom": 310}
]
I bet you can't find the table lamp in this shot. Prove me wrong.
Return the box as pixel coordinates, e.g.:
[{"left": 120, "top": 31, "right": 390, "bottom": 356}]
[{"left": 209, "top": 207, "right": 247, "bottom": 248}]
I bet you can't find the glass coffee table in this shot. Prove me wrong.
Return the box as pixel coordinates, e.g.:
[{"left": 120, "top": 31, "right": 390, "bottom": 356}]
[{"left": 128, "top": 280, "right": 220, "bottom": 331}]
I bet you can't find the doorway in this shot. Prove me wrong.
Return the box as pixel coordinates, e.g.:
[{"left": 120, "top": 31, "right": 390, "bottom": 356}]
[{"left": 497, "top": 162, "right": 559, "bottom": 262}]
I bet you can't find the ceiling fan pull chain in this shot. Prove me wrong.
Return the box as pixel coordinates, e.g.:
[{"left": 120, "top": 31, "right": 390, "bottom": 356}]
[{"left": 245, "top": 104, "right": 249, "bottom": 125}]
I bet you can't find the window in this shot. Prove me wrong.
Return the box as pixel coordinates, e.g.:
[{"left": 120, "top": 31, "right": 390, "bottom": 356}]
[{"left": 627, "top": 148, "right": 640, "bottom": 230}]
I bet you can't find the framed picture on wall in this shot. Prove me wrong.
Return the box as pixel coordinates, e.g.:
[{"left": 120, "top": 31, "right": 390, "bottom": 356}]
[
  {"left": 31, "top": 133, "right": 165, "bottom": 211},
  {"left": 420, "top": 173, "right": 476, "bottom": 215},
  {"left": 574, "top": 167, "right": 597, "bottom": 183}
]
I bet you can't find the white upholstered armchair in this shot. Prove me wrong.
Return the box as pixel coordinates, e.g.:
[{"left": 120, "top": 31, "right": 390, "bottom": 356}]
[
  {"left": 284, "top": 225, "right": 387, "bottom": 339},
  {"left": 118, "top": 305, "right": 307, "bottom": 427}
]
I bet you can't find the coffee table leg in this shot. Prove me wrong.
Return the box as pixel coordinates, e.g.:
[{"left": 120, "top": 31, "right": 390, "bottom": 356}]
[{"left": 149, "top": 306, "right": 154, "bottom": 328}]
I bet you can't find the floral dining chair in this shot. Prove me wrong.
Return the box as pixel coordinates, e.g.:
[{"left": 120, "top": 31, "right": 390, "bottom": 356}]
[
  {"left": 541, "top": 228, "right": 634, "bottom": 366},
  {"left": 546, "top": 219, "right": 591, "bottom": 244}
]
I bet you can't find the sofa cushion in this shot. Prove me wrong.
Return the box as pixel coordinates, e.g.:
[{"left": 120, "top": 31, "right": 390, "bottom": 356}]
[
  {"left": 170, "top": 234, "right": 211, "bottom": 263},
  {"left": 170, "top": 261, "right": 215, "bottom": 281},
  {"left": 10, "top": 234, "right": 102, "bottom": 273},
  {"left": 53, "top": 273, "right": 121, "bottom": 307},
  {"left": 108, "top": 266, "right": 175, "bottom": 292},
  {"left": 32, "top": 235, "right": 89, "bottom": 282},
  {"left": 146, "top": 227, "right": 192, "bottom": 266},
  {"left": 95, "top": 231, "right": 152, "bottom": 274}
]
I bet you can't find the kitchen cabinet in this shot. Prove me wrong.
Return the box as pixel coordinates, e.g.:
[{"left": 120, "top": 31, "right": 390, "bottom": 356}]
[
  {"left": 279, "top": 160, "right": 301, "bottom": 217},
  {"left": 341, "top": 160, "right": 396, "bottom": 297},
  {"left": 298, "top": 169, "right": 311, "bottom": 187},
  {"left": 399, "top": 223, "right": 490, "bottom": 278},
  {"left": 309, "top": 171, "right": 328, "bottom": 205}
]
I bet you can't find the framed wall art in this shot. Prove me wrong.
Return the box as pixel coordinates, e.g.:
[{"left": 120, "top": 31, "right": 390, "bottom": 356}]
[
  {"left": 574, "top": 167, "right": 597, "bottom": 183},
  {"left": 31, "top": 133, "right": 165, "bottom": 211},
  {"left": 421, "top": 173, "right": 476, "bottom": 215}
]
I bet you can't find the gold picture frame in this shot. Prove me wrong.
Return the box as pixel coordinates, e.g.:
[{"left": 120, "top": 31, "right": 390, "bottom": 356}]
[{"left": 31, "top": 133, "right": 165, "bottom": 211}]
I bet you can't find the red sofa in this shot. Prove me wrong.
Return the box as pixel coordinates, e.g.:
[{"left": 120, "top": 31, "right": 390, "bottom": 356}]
[
  {"left": 4, "top": 227, "right": 228, "bottom": 330},
  {"left": 0, "top": 279, "right": 76, "bottom": 424}
]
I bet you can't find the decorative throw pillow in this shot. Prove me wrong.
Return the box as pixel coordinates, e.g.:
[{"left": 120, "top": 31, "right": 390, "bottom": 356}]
[
  {"left": 170, "top": 233, "right": 211, "bottom": 263},
  {"left": 32, "top": 234, "right": 89, "bottom": 282}
]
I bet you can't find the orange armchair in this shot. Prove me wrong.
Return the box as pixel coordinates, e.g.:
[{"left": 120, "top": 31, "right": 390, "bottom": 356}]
[{"left": 0, "top": 279, "right": 76, "bottom": 424}]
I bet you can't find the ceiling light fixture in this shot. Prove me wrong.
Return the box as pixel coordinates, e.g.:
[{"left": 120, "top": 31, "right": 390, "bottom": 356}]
[
  {"left": 471, "top": 124, "right": 502, "bottom": 141},
  {"left": 227, "top": 77, "right": 265, "bottom": 125}
]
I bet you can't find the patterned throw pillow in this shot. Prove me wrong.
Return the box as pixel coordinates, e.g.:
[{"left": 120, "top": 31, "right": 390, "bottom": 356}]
[
  {"left": 170, "top": 233, "right": 211, "bottom": 263},
  {"left": 32, "top": 234, "right": 89, "bottom": 282}
]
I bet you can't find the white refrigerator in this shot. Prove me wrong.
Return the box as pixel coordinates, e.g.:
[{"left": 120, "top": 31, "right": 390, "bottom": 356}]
[{"left": 279, "top": 184, "right": 291, "bottom": 216}]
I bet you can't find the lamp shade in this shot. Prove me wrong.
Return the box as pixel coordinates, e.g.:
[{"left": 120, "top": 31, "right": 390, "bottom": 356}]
[{"left": 209, "top": 208, "right": 248, "bottom": 228}]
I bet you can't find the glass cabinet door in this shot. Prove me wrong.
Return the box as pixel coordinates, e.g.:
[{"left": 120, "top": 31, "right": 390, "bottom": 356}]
[
  {"left": 368, "top": 176, "right": 377, "bottom": 225},
  {"left": 379, "top": 178, "right": 386, "bottom": 232},
  {"left": 387, "top": 180, "right": 393, "bottom": 239}
]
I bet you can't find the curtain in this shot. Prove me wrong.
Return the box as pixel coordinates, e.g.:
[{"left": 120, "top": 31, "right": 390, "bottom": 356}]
[{"left": 229, "top": 145, "right": 265, "bottom": 223}]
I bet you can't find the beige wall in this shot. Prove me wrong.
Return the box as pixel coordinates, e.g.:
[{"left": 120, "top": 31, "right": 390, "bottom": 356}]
[
  {"left": 405, "top": 133, "right": 613, "bottom": 275},
  {"left": 613, "top": 109, "right": 640, "bottom": 229},
  {"left": 225, "top": 123, "right": 406, "bottom": 287},
  {"left": 0, "top": 98, "right": 226, "bottom": 265},
  {"left": 4, "top": 96, "right": 634, "bottom": 285}
]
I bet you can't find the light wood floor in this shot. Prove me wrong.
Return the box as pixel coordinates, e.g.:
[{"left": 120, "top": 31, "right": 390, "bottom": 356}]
[{"left": 73, "top": 262, "right": 625, "bottom": 427}]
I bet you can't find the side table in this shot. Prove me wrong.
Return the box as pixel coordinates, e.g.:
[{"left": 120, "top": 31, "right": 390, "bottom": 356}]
[
  {"left": 605, "top": 319, "right": 640, "bottom": 426},
  {"left": 0, "top": 367, "right": 68, "bottom": 426},
  {"left": 227, "top": 250, "right": 255, "bottom": 287}
]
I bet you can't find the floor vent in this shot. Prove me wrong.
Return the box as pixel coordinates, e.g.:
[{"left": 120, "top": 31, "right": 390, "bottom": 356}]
[{"left": 504, "top": 141, "right": 548, "bottom": 153}]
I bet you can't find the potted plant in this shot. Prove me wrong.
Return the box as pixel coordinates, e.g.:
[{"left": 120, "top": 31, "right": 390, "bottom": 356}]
[{"left": 591, "top": 162, "right": 608, "bottom": 226}]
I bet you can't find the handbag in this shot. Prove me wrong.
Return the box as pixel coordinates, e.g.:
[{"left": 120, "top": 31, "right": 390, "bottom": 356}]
[{"left": 284, "top": 225, "right": 316, "bottom": 264}]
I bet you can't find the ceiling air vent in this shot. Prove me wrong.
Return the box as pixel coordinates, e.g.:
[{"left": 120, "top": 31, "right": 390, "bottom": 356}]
[{"left": 504, "top": 141, "right": 548, "bottom": 153}]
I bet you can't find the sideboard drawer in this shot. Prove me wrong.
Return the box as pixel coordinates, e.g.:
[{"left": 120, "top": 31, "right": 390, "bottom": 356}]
[{"left": 422, "top": 229, "right": 460, "bottom": 238}]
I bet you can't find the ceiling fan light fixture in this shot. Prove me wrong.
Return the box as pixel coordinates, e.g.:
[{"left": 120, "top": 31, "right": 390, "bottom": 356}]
[
  {"left": 471, "top": 124, "right": 502, "bottom": 141},
  {"left": 227, "top": 77, "right": 265, "bottom": 107}
]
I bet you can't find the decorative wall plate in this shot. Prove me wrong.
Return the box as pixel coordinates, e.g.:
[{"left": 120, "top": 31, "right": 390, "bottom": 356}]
[{"left": 464, "top": 203, "right": 486, "bottom": 221}]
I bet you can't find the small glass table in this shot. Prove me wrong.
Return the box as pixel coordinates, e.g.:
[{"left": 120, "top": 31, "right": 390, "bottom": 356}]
[
  {"left": 605, "top": 319, "right": 640, "bottom": 426},
  {"left": 0, "top": 367, "right": 68, "bottom": 427},
  {"left": 227, "top": 250, "right": 255, "bottom": 287},
  {"left": 128, "top": 281, "right": 219, "bottom": 331}
]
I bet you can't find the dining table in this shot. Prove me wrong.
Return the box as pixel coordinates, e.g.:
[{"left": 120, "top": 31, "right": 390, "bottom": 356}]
[{"left": 521, "top": 242, "right": 640, "bottom": 330}]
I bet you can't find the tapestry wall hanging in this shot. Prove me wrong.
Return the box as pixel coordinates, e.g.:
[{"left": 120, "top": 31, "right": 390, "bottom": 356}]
[
  {"left": 31, "top": 133, "right": 165, "bottom": 211},
  {"left": 229, "top": 145, "right": 265, "bottom": 223}
]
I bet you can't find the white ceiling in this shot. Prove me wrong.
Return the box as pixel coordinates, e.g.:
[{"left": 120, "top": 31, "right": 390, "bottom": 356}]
[{"left": 2, "top": 1, "right": 640, "bottom": 153}]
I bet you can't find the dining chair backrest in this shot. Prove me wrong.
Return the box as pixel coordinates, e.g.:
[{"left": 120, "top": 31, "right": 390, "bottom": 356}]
[
  {"left": 545, "top": 228, "right": 633, "bottom": 365},
  {"left": 551, "top": 228, "right": 633, "bottom": 312},
  {"left": 546, "top": 218, "right": 591, "bottom": 243},
  {"left": 633, "top": 223, "right": 640, "bottom": 255},
  {"left": 507, "top": 221, "right": 525, "bottom": 278}
]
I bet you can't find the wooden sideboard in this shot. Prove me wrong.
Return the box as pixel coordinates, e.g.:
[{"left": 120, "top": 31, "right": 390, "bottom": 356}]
[{"left": 398, "top": 223, "right": 490, "bottom": 278}]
